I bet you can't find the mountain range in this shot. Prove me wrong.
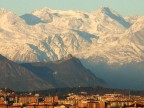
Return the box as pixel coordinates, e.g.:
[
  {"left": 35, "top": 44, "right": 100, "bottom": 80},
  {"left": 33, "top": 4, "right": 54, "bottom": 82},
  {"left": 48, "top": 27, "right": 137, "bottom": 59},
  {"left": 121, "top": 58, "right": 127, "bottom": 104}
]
[{"left": 0, "top": 7, "right": 144, "bottom": 89}]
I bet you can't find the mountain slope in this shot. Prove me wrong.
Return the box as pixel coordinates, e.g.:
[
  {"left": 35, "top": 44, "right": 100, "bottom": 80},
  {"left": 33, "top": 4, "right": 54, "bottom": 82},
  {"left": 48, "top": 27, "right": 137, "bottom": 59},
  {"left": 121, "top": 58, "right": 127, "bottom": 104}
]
[
  {"left": 0, "top": 54, "right": 106, "bottom": 91},
  {"left": 0, "top": 7, "right": 140, "bottom": 64},
  {"left": 0, "top": 54, "right": 53, "bottom": 91},
  {"left": 21, "top": 54, "right": 106, "bottom": 88}
]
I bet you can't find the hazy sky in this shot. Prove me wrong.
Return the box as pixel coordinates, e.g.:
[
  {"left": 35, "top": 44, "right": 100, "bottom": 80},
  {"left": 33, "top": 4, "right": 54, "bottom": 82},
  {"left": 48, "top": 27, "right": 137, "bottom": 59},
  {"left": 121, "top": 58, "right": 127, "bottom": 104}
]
[{"left": 0, "top": 0, "right": 144, "bottom": 16}]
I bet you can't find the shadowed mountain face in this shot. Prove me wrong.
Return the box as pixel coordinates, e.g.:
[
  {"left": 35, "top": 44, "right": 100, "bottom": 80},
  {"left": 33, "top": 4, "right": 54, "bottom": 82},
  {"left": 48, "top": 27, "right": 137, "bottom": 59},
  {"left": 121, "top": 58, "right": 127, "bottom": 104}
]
[
  {"left": 0, "top": 55, "right": 53, "bottom": 91},
  {"left": 21, "top": 54, "right": 107, "bottom": 88},
  {"left": 0, "top": 54, "right": 106, "bottom": 91},
  {"left": 101, "top": 7, "right": 131, "bottom": 28},
  {"left": 21, "top": 14, "right": 43, "bottom": 25}
]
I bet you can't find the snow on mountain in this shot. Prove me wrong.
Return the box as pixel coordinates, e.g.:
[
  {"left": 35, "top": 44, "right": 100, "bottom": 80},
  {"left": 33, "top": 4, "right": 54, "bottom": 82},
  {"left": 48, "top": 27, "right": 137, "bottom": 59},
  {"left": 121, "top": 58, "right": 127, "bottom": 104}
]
[
  {"left": 125, "top": 16, "right": 140, "bottom": 24},
  {"left": 128, "top": 17, "right": 144, "bottom": 33},
  {"left": 0, "top": 7, "right": 144, "bottom": 65},
  {"left": 95, "top": 7, "right": 131, "bottom": 28}
]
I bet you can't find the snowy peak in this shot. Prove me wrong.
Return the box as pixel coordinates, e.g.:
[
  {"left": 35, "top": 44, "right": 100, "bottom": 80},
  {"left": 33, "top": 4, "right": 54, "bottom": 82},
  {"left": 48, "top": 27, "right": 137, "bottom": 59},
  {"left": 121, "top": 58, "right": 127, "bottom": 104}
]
[
  {"left": 98, "top": 7, "right": 131, "bottom": 28},
  {"left": 98, "top": 7, "right": 121, "bottom": 17},
  {"left": 0, "top": 8, "right": 11, "bottom": 15},
  {"left": 32, "top": 7, "right": 52, "bottom": 14},
  {"left": 30, "top": 7, "right": 55, "bottom": 24},
  {"left": 0, "top": 8, "right": 17, "bottom": 19},
  {"left": 0, "top": 8, "right": 25, "bottom": 29}
]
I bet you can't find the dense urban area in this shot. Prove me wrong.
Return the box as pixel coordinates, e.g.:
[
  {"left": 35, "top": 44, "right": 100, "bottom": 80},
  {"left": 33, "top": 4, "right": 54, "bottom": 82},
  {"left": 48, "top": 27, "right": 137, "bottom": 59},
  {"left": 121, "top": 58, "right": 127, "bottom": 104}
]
[{"left": 0, "top": 88, "right": 144, "bottom": 108}]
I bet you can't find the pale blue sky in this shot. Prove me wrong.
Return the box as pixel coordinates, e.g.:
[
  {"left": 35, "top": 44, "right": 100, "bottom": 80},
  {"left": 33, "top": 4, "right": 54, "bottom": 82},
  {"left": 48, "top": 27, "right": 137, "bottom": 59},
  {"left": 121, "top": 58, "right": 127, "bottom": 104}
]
[{"left": 0, "top": 0, "right": 144, "bottom": 16}]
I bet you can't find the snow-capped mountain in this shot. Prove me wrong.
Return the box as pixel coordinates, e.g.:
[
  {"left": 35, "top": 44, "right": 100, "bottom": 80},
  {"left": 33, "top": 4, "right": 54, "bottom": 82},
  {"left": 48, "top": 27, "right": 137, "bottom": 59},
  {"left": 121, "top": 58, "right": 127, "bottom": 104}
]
[
  {"left": 1, "top": 7, "right": 144, "bottom": 89},
  {"left": 1, "top": 7, "right": 143, "bottom": 64}
]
